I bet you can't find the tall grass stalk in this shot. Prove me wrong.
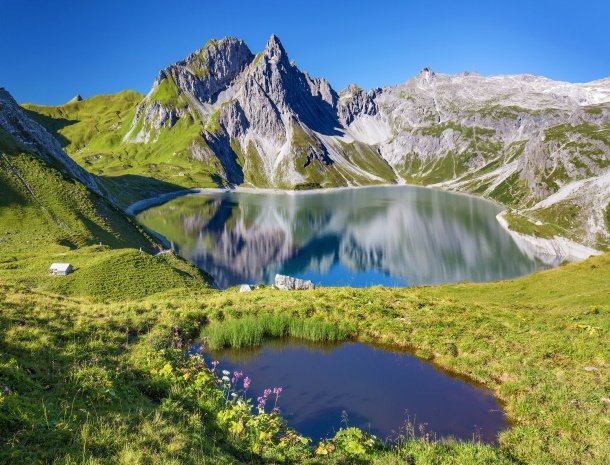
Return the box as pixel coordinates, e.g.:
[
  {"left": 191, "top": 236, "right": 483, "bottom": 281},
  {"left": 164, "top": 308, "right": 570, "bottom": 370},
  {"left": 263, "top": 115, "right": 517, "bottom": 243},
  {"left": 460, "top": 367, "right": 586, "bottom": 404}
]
[{"left": 202, "top": 314, "right": 349, "bottom": 350}]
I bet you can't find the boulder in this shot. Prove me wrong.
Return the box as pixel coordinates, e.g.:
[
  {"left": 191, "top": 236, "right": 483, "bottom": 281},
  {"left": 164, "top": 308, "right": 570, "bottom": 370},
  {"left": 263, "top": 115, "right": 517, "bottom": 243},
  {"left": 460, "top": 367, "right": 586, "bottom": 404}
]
[
  {"left": 239, "top": 284, "right": 254, "bottom": 292},
  {"left": 274, "top": 274, "right": 315, "bottom": 290}
]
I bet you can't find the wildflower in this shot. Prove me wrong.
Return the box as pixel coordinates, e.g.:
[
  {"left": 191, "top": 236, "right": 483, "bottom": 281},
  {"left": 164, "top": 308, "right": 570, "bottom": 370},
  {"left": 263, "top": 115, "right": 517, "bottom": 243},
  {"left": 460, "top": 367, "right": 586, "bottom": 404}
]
[
  {"left": 233, "top": 370, "right": 243, "bottom": 380},
  {"left": 222, "top": 376, "right": 230, "bottom": 382},
  {"left": 3, "top": 386, "right": 9, "bottom": 394},
  {"left": 243, "top": 376, "right": 251, "bottom": 391},
  {"left": 263, "top": 388, "right": 272, "bottom": 398},
  {"left": 211, "top": 360, "right": 219, "bottom": 372},
  {"left": 272, "top": 386, "right": 283, "bottom": 410},
  {"left": 222, "top": 370, "right": 230, "bottom": 376}
]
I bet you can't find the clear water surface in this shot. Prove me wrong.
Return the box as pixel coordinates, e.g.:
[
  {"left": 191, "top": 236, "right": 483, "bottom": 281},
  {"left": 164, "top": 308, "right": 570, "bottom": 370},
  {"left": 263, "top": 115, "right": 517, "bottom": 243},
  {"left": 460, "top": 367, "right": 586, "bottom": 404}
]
[
  {"left": 137, "top": 186, "right": 548, "bottom": 289},
  {"left": 203, "top": 340, "right": 508, "bottom": 443}
]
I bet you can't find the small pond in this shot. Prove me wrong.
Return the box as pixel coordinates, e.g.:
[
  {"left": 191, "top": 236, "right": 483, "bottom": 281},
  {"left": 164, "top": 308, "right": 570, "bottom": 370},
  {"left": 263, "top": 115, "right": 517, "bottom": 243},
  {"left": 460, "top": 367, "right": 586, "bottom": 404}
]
[
  {"left": 136, "top": 186, "right": 550, "bottom": 289},
  {"left": 203, "top": 339, "right": 508, "bottom": 443}
]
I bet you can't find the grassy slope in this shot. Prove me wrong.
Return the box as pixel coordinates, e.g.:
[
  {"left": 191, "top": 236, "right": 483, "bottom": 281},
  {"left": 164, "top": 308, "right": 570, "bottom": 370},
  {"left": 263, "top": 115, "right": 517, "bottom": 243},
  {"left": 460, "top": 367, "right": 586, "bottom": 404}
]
[
  {"left": 0, "top": 131, "right": 210, "bottom": 301},
  {"left": 23, "top": 93, "right": 225, "bottom": 207},
  {"left": 1, "top": 249, "right": 608, "bottom": 464}
]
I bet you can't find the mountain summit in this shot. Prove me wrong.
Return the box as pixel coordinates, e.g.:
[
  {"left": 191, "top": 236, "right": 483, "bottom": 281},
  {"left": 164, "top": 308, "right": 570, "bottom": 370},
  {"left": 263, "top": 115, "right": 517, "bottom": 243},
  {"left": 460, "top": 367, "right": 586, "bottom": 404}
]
[{"left": 123, "top": 34, "right": 390, "bottom": 188}]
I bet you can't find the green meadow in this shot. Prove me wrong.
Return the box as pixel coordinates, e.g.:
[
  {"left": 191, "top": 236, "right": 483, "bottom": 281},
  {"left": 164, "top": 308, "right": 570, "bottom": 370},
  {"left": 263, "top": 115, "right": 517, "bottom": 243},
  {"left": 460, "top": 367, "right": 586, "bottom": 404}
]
[{"left": 1, "top": 123, "right": 609, "bottom": 465}]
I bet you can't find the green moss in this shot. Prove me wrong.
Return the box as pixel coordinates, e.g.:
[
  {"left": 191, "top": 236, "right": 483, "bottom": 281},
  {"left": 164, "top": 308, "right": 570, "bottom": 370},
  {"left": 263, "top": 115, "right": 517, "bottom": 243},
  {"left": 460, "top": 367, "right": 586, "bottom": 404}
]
[
  {"left": 419, "top": 122, "right": 496, "bottom": 138},
  {"left": 584, "top": 105, "right": 604, "bottom": 115},
  {"left": 503, "top": 212, "right": 558, "bottom": 239},
  {"left": 45, "top": 248, "right": 209, "bottom": 301},
  {"left": 0, "top": 146, "right": 210, "bottom": 301},
  {"left": 475, "top": 105, "right": 557, "bottom": 120},
  {"left": 0, "top": 150, "right": 154, "bottom": 254},
  {"left": 294, "top": 182, "right": 322, "bottom": 190},
  {"left": 23, "top": 90, "right": 143, "bottom": 151},
  {"left": 204, "top": 107, "right": 222, "bottom": 134},
  {"left": 291, "top": 124, "right": 317, "bottom": 148},
  {"left": 229, "top": 139, "right": 270, "bottom": 187},
  {"left": 149, "top": 76, "right": 187, "bottom": 109},
  {"left": 23, "top": 92, "right": 225, "bottom": 207},
  {"left": 338, "top": 140, "right": 397, "bottom": 183},
  {"left": 544, "top": 122, "right": 610, "bottom": 145}
]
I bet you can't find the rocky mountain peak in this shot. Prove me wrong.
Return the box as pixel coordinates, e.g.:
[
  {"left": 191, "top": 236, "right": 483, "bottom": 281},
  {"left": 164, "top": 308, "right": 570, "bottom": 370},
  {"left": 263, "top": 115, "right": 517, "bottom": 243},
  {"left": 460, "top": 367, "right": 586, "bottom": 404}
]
[
  {"left": 68, "top": 94, "right": 83, "bottom": 104},
  {"left": 191, "top": 37, "right": 251, "bottom": 66},
  {"left": 417, "top": 67, "right": 435, "bottom": 84},
  {"left": 341, "top": 83, "right": 364, "bottom": 96},
  {"left": 263, "top": 34, "right": 289, "bottom": 65}
]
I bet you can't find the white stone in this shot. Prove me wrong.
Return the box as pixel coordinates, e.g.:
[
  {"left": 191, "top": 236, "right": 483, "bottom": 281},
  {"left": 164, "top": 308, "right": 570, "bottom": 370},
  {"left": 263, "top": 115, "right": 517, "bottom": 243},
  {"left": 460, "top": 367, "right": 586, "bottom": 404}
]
[{"left": 274, "top": 274, "right": 315, "bottom": 290}]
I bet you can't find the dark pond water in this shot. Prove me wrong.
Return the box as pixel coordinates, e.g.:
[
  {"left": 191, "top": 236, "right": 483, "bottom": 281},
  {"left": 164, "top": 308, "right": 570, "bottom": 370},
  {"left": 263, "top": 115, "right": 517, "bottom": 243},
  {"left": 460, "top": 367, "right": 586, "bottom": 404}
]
[
  {"left": 204, "top": 339, "right": 507, "bottom": 443},
  {"left": 137, "top": 186, "right": 549, "bottom": 289}
]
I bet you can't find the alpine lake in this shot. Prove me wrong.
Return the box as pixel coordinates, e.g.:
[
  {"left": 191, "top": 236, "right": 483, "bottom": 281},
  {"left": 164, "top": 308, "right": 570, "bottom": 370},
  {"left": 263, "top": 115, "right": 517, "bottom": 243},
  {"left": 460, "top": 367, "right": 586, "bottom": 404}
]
[{"left": 137, "top": 185, "right": 553, "bottom": 443}]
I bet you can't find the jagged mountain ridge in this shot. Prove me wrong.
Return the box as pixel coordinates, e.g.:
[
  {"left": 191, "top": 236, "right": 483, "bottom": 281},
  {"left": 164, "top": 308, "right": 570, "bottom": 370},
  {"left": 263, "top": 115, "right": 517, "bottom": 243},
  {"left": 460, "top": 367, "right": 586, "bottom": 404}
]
[
  {"left": 22, "top": 35, "right": 610, "bottom": 248},
  {"left": 124, "top": 35, "right": 398, "bottom": 188}
]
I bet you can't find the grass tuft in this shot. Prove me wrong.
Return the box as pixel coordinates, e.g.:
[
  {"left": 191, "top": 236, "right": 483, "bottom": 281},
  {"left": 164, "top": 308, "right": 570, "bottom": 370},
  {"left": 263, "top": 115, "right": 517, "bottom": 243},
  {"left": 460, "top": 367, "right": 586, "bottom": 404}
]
[{"left": 203, "top": 314, "right": 350, "bottom": 350}]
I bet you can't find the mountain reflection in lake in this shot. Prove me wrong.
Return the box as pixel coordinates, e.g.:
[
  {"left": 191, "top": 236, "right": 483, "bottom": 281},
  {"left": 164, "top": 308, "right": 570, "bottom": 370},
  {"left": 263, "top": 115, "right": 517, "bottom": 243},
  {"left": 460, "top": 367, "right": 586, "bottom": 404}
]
[{"left": 136, "top": 186, "right": 548, "bottom": 289}]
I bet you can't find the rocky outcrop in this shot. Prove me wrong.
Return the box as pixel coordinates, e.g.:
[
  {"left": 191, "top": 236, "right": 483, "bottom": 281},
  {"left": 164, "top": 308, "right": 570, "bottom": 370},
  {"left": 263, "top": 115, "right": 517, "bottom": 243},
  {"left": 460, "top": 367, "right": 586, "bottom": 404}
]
[
  {"left": 338, "top": 84, "right": 379, "bottom": 126},
  {"left": 274, "top": 274, "right": 315, "bottom": 290}
]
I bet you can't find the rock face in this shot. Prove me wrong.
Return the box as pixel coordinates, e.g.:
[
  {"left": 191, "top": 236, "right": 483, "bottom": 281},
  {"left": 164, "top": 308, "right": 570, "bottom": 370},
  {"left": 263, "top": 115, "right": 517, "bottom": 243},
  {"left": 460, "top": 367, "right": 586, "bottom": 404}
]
[
  {"left": 274, "top": 274, "right": 315, "bottom": 290},
  {"left": 0, "top": 88, "right": 104, "bottom": 196}
]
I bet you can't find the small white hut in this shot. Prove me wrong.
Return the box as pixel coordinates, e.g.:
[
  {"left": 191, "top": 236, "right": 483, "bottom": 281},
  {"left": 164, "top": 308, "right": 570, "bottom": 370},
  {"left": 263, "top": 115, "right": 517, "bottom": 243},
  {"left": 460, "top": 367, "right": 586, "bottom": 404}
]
[{"left": 49, "top": 263, "right": 73, "bottom": 276}]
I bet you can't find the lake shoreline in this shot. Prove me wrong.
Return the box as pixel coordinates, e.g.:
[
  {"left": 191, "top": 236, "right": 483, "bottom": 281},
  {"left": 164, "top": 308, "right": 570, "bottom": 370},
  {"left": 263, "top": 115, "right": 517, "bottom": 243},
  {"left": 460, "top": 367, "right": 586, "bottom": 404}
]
[
  {"left": 125, "top": 183, "right": 504, "bottom": 216},
  {"left": 495, "top": 212, "right": 601, "bottom": 263}
]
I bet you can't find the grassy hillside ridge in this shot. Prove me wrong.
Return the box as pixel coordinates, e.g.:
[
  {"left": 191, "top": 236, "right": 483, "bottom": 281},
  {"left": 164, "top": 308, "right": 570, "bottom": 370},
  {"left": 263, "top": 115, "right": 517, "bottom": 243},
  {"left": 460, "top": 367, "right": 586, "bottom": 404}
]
[
  {"left": 1, "top": 250, "right": 608, "bottom": 464},
  {"left": 0, "top": 129, "right": 212, "bottom": 300},
  {"left": 1, "top": 151, "right": 150, "bottom": 253},
  {"left": 23, "top": 93, "right": 229, "bottom": 207}
]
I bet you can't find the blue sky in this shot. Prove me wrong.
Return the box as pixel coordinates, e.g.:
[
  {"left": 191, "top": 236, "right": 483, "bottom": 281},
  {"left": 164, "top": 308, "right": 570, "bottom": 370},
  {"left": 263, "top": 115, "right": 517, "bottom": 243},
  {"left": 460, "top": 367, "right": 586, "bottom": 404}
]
[{"left": 1, "top": 0, "right": 609, "bottom": 105}]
